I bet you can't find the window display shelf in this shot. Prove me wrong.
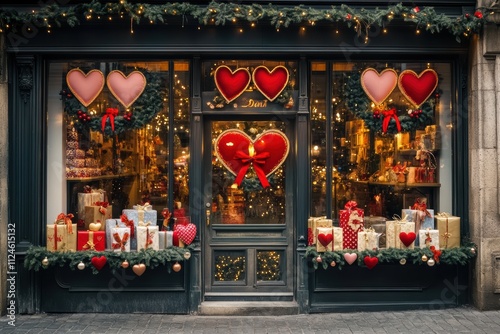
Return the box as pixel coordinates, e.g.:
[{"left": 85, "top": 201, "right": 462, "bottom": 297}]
[
  {"left": 353, "top": 180, "right": 441, "bottom": 188},
  {"left": 67, "top": 172, "right": 138, "bottom": 182}
]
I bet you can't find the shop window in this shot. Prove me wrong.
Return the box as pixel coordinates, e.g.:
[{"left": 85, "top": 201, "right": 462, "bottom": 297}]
[
  {"left": 47, "top": 61, "right": 190, "bottom": 230},
  {"left": 311, "top": 62, "right": 453, "bottom": 221}
]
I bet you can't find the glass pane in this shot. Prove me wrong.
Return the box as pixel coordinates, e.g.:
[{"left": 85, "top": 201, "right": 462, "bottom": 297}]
[
  {"left": 256, "top": 250, "right": 283, "bottom": 282},
  {"left": 214, "top": 251, "right": 246, "bottom": 282},
  {"left": 211, "top": 121, "right": 286, "bottom": 224}
]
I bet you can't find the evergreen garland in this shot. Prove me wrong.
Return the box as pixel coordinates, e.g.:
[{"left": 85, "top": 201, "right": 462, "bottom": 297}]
[
  {"left": 344, "top": 70, "right": 435, "bottom": 135},
  {"left": 61, "top": 68, "right": 165, "bottom": 135},
  {"left": 305, "top": 243, "right": 477, "bottom": 270},
  {"left": 0, "top": 1, "right": 488, "bottom": 42},
  {"left": 24, "top": 245, "right": 192, "bottom": 275}
]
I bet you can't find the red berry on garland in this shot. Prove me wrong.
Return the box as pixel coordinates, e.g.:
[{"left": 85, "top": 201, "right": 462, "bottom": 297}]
[
  {"left": 465, "top": 13, "right": 470, "bottom": 19},
  {"left": 474, "top": 11, "right": 483, "bottom": 19},
  {"left": 78, "top": 115, "right": 83, "bottom": 119},
  {"left": 413, "top": 7, "right": 420, "bottom": 13},
  {"left": 346, "top": 14, "right": 352, "bottom": 20}
]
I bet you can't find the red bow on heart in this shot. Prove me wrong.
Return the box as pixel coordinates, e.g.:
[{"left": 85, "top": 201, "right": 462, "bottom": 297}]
[
  {"left": 233, "top": 144, "right": 271, "bottom": 188},
  {"left": 381, "top": 108, "right": 401, "bottom": 133},
  {"left": 102, "top": 107, "right": 119, "bottom": 132},
  {"left": 120, "top": 214, "right": 135, "bottom": 239}
]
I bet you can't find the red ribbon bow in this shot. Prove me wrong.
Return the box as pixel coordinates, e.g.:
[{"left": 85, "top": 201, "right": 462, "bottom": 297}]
[
  {"left": 102, "top": 108, "right": 119, "bottom": 132},
  {"left": 83, "top": 185, "right": 92, "bottom": 193},
  {"left": 112, "top": 231, "right": 130, "bottom": 251},
  {"left": 233, "top": 149, "right": 271, "bottom": 188},
  {"left": 55, "top": 213, "right": 74, "bottom": 234},
  {"left": 430, "top": 246, "right": 441, "bottom": 263},
  {"left": 120, "top": 214, "right": 135, "bottom": 239},
  {"left": 94, "top": 201, "right": 109, "bottom": 208},
  {"left": 381, "top": 108, "right": 401, "bottom": 133},
  {"left": 344, "top": 201, "right": 358, "bottom": 210},
  {"left": 412, "top": 198, "right": 431, "bottom": 217}
]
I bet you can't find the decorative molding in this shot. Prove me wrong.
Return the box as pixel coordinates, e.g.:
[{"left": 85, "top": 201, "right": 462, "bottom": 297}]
[{"left": 16, "top": 57, "right": 33, "bottom": 103}]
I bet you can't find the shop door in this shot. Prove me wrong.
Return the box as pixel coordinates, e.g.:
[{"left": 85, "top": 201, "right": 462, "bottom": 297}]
[{"left": 203, "top": 118, "right": 294, "bottom": 301}]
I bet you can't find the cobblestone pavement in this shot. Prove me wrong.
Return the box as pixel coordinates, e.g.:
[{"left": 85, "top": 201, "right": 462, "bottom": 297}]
[{"left": 3, "top": 306, "right": 500, "bottom": 333}]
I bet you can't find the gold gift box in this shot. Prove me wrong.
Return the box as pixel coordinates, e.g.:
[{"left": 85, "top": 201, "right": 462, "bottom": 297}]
[
  {"left": 46, "top": 223, "right": 77, "bottom": 251},
  {"left": 435, "top": 214, "right": 460, "bottom": 249}
]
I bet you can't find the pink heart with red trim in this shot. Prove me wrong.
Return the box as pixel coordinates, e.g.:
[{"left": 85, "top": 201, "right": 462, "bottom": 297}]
[
  {"left": 176, "top": 223, "right": 197, "bottom": 245},
  {"left": 214, "top": 66, "right": 251, "bottom": 103},
  {"left": 252, "top": 65, "right": 289, "bottom": 102},
  {"left": 66, "top": 69, "right": 105, "bottom": 107},
  {"left": 360, "top": 68, "right": 398, "bottom": 106},
  {"left": 106, "top": 70, "right": 147, "bottom": 108}
]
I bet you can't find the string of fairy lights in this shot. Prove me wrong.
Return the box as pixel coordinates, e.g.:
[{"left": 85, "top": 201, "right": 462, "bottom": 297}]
[{"left": 214, "top": 251, "right": 281, "bottom": 282}]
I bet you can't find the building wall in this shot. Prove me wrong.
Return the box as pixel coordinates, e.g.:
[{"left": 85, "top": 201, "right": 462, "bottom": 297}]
[
  {"left": 0, "top": 33, "right": 8, "bottom": 316},
  {"left": 469, "top": 18, "right": 500, "bottom": 309}
]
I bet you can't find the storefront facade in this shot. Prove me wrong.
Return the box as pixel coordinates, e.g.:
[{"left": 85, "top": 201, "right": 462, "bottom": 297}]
[{"left": 1, "top": 0, "right": 498, "bottom": 314}]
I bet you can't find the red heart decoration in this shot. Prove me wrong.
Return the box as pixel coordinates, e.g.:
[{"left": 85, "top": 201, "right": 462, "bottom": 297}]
[
  {"left": 215, "top": 129, "right": 290, "bottom": 187},
  {"left": 107, "top": 70, "right": 147, "bottom": 108},
  {"left": 176, "top": 223, "right": 197, "bottom": 245},
  {"left": 214, "top": 65, "right": 251, "bottom": 103},
  {"left": 91, "top": 256, "right": 107, "bottom": 271},
  {"left": 363, "top": 256, "right": 379, "bottom": 269},
  {"left": 398, "top": 69, "right": 438, "bottom": 108},
  {"left": 252, "top": 65, "right": 289, "bottom": 101},
  {"left": 317, "top": 233, "right": 333, "bottom": 247},
  {"left": 66, "top": 69, "right": 105, "bottom": 107},
  {"left": 399, "top": 232, "right": 416, "bottom": 247}
]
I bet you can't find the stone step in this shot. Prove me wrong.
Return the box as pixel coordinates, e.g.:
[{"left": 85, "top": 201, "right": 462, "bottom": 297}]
[{"left": 198, "top": 301, "right": 299, "bottom": 316}]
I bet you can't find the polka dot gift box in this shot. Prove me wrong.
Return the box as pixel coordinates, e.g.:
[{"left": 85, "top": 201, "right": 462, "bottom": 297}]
[{"left": 339, "top": 201, "right": 364, "bottom": 250}]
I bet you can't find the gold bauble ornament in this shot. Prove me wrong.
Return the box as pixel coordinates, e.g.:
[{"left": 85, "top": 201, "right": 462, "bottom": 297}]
[
  {"left": 77, "top": 262, "right": 85, "bottom": 270},
  {"left": 121, "top": 260, "right": 129, "bottom": 269},
  {"left": 42, "top": 257, "right": 49, "bottom": 266},
  {"left": 184, "top": 251, "right": 191, "bottom": 260},
  {"left": 330, "top": 261, "right": 336, "bottom": 267},
  {"left": 399, "top": 258, "right": 407, "bottom": 265},
  {"left": 172, "top": 262, "right": 182, "bottom": 272},
  {"left": 427, "top": 258, "right": 436, "bottom": 266},
  {"left": 421, "top": 254, "right": 428, "bottom": 262},
  {"left": 316, "top": 256, "right": 322, "bottom": 263}
]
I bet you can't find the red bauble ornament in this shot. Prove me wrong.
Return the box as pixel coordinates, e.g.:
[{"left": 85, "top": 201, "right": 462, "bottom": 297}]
[
  {"left": 346, "top": 14, "right": 352, "bottom": 20},
  {"left": 474, "top": 11, "right": 483, "bottom": 19},
  {"left": 412, "top": 7, "right": 420, "bottom": 13}
]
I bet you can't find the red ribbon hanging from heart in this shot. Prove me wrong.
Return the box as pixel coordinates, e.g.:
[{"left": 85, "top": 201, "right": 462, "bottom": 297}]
[
  {"left": 233, "top": 149, "right": 271, "bottom": 188},
  {"left": 102, "top": 107, "right": 119, "bottom": 132},
  {"left": 120, "top": 214, "right": 135, "bottom": 239},
  {"left": 381, "top": 108, "right": 401, "bottom": 133}
]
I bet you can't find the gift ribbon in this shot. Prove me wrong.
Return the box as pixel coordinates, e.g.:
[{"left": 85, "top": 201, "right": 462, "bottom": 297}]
[
  {"left": 162, "top": 208, "right": 171, "bottom": 230},
  {"left": 424, "top": 228, "right": 432, "bottom": 246},
  {"left": 430, "top": 245, "right": 441, "bottom": 263},
  {"left": 120, "top": 214, "right": 135, "bottom": 238},
  {"left": 112, "top": 231, "right": 130, "bottom": 251},
  {"left": 102, "top": 107, "right": 118, "bottom": 132},
  {"left": 437, "top": 212, "right": 453, "bottom": 249},
  {"left": 55, "top": 213, "right": 74, "bottom": 234},
  {"left": 52, "top": 224, "right": 63, "bottom": 251},
  {"left": 145, "top": 227, "right": 153, "bottom": 249},
  {"left": 133, "top": 202, "right": 152, "bottom": 223},
  {"left": 381, "top": 108, "right": 401, "bottom": 133},
  {"left": 83, "top": 231, "right": 96, "bottom": 250},
  {"left": 233, "top": 144, "right": 271, "bottom": 188}
]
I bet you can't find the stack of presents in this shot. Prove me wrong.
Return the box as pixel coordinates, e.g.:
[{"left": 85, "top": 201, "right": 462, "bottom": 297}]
[
  {"left": 308, "top": 199, "right": 460, "bottom": 253},
  {"left": 46, "top": 188, "right": 195, "bottom": 252}
]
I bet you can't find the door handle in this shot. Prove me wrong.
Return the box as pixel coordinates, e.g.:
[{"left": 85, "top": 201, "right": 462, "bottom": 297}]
[{"left": 206, "top": 209, "right": 211, "bottom": 226}]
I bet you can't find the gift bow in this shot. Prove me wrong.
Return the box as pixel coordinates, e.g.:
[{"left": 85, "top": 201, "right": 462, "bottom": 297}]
[
  {"left": 412, "top": 198, "right": 431, "bottom": 217},
  {"left": 430, "top": 245, "right": 441, "bottom": 263},
  {"left": 112, "top": 231, "right": 130, "bottom": 251},
  {"left": 83, "top": 231, "right": 96, "bottom": 250},
  {"left": 424, "top": 228, "right": 433, "bottom": 245},
  {"left": 120, "top": 214, "right": 135, "bottom": 238},
  {"left": 102, "top": 107, "right": 119, "bottom": 132},
  {"left": 392, "top": 214, "right": 409, "bottom": 224},
  {"left": 55, "top": 213, "right": 74, "bottom": 234},
  {"left": 381, "top": 108, "right": 401, "bottom": 133},
  {"left": 233, "top": 145, "right": 271, "bottom": 188},
  {"left": 133, "top": 203, "right": 152, "bottom": 211}
]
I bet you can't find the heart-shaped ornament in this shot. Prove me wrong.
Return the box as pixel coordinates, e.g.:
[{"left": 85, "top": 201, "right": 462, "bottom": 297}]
[
  {"left": 399, "top": 232, "right": 416, "bottom": 247},
  {"left": 132, "top": 263, "right": 146, "bottom": 276},
  {"left": 176, "top": 223, "right": 197, "bottom": 245},
  {"left": 252, "top": 65, "right": 289, "bottom": 102},
  {"left": 398, "top": 69, "right": 438, "bottom": 108},
  {"left": 66, "top": 69, "right": 105, "bottom": 107},
  {"left": 106, "top": 70, "right": 147, "bottom": 108},
  {"left": 361, "top": 68, "right": 398, "bottom": 106},
  {"left": 89, "top": 222, "right": 102, "bottom": 231},
  {"left": 215, "top": 129, "right": 290, "bottom": 186},
  {"left": 343, "top": 253, "right": 358, "bottom": 265},
  {"left": 91, "top": 256, "right": 107, "bottom": 271},
  {"left": 317, "top": 233, "right": 333, "bottom": 247},
  {"left": 364, "top": 256, "right": 379, "bottom": 269},
  {"left": 214, "top": 65, "right": 251, "bottom": 103}
]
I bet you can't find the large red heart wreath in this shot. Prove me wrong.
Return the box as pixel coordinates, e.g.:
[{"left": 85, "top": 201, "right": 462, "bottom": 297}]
[
  {"left": 252, "top": 65, "right": 289, "bottom": 102},
  {"left": 215, "top": 129, "right": 289, "bottom": 188},
  {"left": 398, "top": 69, "right": 438, "bottom": 108},
  {"left": 214, "top": 66, "right": 251, "bottom": 103}
]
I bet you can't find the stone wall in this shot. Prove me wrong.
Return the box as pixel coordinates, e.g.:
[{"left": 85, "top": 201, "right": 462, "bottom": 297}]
[{"left": 0, "top": 34, "right": 8, "bottom": 316}]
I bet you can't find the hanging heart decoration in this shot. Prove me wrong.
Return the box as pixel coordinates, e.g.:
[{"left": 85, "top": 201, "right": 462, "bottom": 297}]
[
  {"left": 106, "top": 70, "right": 147, "bottom": 108},
  {"left": 66, "top": 69, "right": 105, "bottom": 107},
  {"left": 343, "top": 253, "right": 358, "bottom": 265},
  {"left": 398, "top": 69, "right": 438, "bottom": 108},
  {"left": 214, "top": 65, "right": 251, "bottom": 103},
  {"left": 317, "top": 233, "right": 333, "bottom": 247},
  {"left": 399, "top": 232, "right": 416, "bottom": 248},
  {"left": 252, "top": 65, "right": 289, "bottom": 102},
  {"left": 90, "top": 255, "right": 107, "bottom": 271},
  {"left": 132, "top": 263, "right": 146, "bottom": 276},
  {"left": 363, "top": 256, "right": 379, "bottom": 269},
  {"left": 176, "top": 223, "right": 197, "bottom": 245},
  {"left": 360, "top": 68, "right": 398, "bottom": 106},
  {"left": 215, "top": 129, "right": 289, "bottom": 188}
]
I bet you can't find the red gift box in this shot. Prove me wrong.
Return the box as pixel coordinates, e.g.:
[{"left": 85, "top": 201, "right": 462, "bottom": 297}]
[
  {"left": 77, "top": 230, "right": 106, "bottom": 251},
  {"left": 339, "top": 201, "right": 364, "bottom": 249}
]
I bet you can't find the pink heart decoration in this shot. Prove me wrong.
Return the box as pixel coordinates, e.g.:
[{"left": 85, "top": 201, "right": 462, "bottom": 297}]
[
  {"left": 363, "top": 256, "right": 379, "bottom": 269},
  {"left": 317, "top": 233, "right": 333, "bottom": 247},
  {"left": 343, "top": 253, "right": 358, "bottom": 265},
  {"left": 176, "top": 223, "right": 197, "bottom": 245},
  {"left": 106, "top": 70, "right": 147, "bottom": 108},
  {"left": 398, "top": 69, "right": 439, "bottom": 108},
  {"left": 399, "top": 232, "right": 416, "bottom": 248},
  {"left": 66, "top": 69, "right": 105, "bottom": 107},
  {"left": 214, "top": 66, "right": 251, "bottom": 103},
  {"left": 91, "top": 256, "right": 107, "bottom": 271},
  {"left": 360, "top": 68, "right": 398, "bottom": 106},
  {"left": 252, "top": 65, "right": 289, "bottom": 102}
]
